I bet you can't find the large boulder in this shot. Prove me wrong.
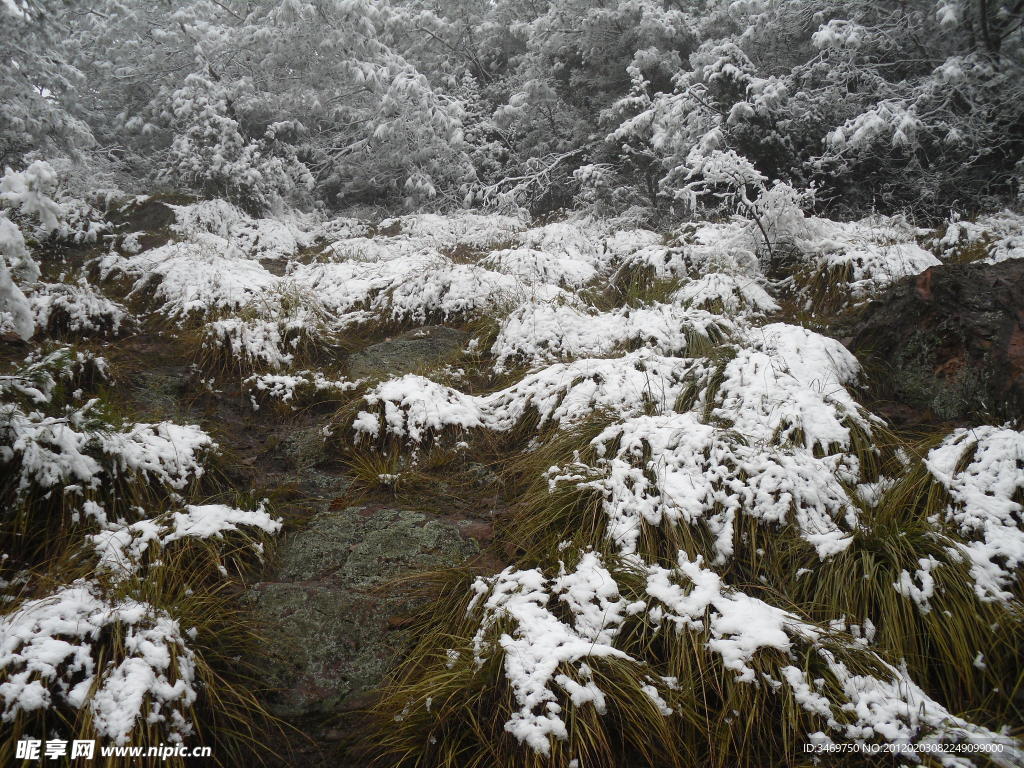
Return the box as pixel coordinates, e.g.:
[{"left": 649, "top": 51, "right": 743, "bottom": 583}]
[
  {"left": 851, "top": 258, "right": 1024, "bottom": 421},
  {"left": 248, "top": 506, "right": 479, "bottom": 722}
]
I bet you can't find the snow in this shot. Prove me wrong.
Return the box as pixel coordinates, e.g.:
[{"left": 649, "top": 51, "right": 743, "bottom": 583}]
[
  {"left": 675, "top": 219, "right": 760, "bottom": 277},
  {"left": 926, "top": 426, "right": 1024, "bottom": 599},
  {"left": 0, "top": 347, "right": 106, "bottom": 405},
  {"left": 91, "top": 503, "right": 282, "bottom": 576},
  {"left": 380, "top": 259, "right": 564, "bottom": 324},
  {"left": 707, "top": 323, "right": 876, "bottom": 454},
  {"left": 483, "top": 351, "right": 695, "bottom": 431},
  {"left": 376, "top": 211, "right": 526, "bottom": 249},
  {"left": 461, "top": 549, "right": 1018, "bottom": 760},
  {"left": 0, "top": 216, "right": 35, "bottom": 340},
  {"left": 467, "top": 552, "right": 631, "bottom": 754},
  {"left": 0, "top": 581, "right": 197, "bottom": 745},
  {"left": 29, "top": 279, "right": 129, "bottom": 336},
  {"left": 101, "top": 422, "right": 216, "bottom": 491},
  {"left": 288, "top": 249, "right": 569, "bottom": 328},
  {"left": 479, "top": 247, "right": 597, "bottom": 289},
  {"left": 490, "top": 301, "right": 732, "bottom": 371},
  {"left": 548, "top": 412, "right": 856, "bottom": 559}
]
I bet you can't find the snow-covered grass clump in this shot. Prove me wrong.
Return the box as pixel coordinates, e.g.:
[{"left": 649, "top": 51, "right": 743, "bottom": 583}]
[
  {"left": 0, "top": 581, "right": 199, "bottom": 744},
  {"left": 0, "top": 325, "right": 282, "bottom": 758},
  {"left": 926, "top": 426, "right": 1024, "bottom": 599},
  {"left": 285, "top": 249, "right": 571, "bottom": 330},
  {"left": 90, "top": 503, "right": 282, "bottom": 577},
  {"left": 0, "top": 397, "right": 220, "bottom": 565},
  {"left": 930, "top": 210, "right": 1024, "bottom": 265},
  {"left": 2, "top": 402, "right": 213, "bottom": 498},
  {"left": 489, "top": 302, "right": 732, "bottom": 370},
  {"left": 671, "top": 272, "right": 779, "bottom": 315},
  {"left": 791, "top": 216, "right": 940, "bottom": 312},
  {"left": 544, "top": 411, "right": 858, "bottom": 561},
  {"left": 103, "top": 239, "right": 280, "bottom": 322},
  {"left": 168, "top": 199, "right": 317, "bottom": 261},
  {"left": 29, "top": 279, "right": 130, "bottom": 338},
  {"left": 243, "top": 370, "right": 360, "bottom": 411},
  {"left": 376, "top": 211, "right": 526, "bottom": 250}
]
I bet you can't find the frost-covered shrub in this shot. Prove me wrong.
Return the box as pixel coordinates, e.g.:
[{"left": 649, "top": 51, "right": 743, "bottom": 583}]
[
  {"left": 0, "top": 161, "right": 117, "bottom": 339},
  {"left": 0, "top": 162, "right": 59, "bottom": 340},
  {"left": 0, "top": 221, "right": 35, "bottom": 340}
]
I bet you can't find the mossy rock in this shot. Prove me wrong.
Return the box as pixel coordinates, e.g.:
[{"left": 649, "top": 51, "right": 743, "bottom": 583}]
[
  {"left": 248, "top": 506, "right": 479, "bottom": 720},
  {"left": 346, "top": 326, "right": 468, "bottom": 379}
]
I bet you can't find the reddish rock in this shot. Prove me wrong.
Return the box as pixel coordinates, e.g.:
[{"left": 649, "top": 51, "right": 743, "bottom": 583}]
[{"left": 851, "top": 259, "right": 1024, "bottom": 421}]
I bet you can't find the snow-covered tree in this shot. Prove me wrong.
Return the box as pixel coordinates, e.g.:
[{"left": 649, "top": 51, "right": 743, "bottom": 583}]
[
  {"left": 0, "top": 1, "right": 93, "bottom": 168},
  {"left": 608, "top": 0, "right": 1024, "bottom": 216},
  {"left": 66, "top": 0, "right": 474, "bottom": 210},
  {"left": 0, "top": 161, "right": 62, "bottom": 339},
  {"left": 8, "top": 0, "right": 1020, "bottom": 216}
]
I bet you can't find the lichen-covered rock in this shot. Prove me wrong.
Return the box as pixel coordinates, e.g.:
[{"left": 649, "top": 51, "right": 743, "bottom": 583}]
[
  {"left": 346, "top": 325, "right": 467, "bottom": 380},
  {"left": 248, "top": 506, "right": 479, "bottom": 720},
  {"left": 851, "top": 258, "right": 1024, "bottom": 421}
]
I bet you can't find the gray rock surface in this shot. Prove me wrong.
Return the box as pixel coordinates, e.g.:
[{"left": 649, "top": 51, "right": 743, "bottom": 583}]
[
  {"left": 347, "top": 325, "right": 468, "bottom": 379},
  {"left": 851, "top": 258, "right": 1024, "bottom": 421},
  {"left": 248, "top": 505, "right": 478, "bottom": 719}
]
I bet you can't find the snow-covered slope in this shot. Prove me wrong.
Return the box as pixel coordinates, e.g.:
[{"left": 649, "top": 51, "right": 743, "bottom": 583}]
[{"left": 3, "top": 198, "right": 1022, "bottom": 763}]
